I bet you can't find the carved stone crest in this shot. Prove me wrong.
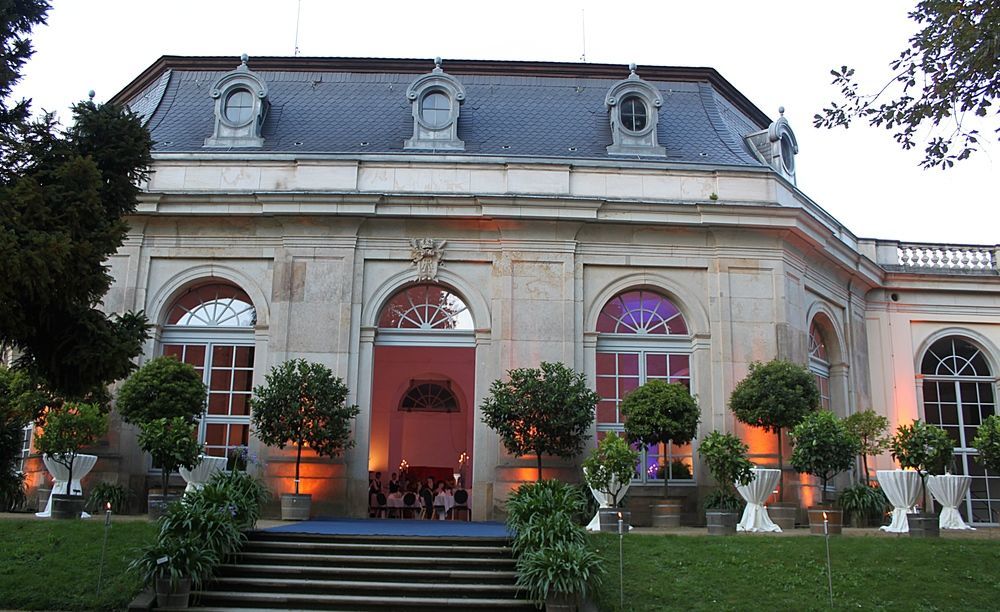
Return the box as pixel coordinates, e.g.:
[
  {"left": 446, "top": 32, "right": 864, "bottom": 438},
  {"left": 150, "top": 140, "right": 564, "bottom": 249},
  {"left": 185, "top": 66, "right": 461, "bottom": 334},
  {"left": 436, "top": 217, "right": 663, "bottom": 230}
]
[{"left": 410, "top": 238, "right": 446, "bottom": 281}]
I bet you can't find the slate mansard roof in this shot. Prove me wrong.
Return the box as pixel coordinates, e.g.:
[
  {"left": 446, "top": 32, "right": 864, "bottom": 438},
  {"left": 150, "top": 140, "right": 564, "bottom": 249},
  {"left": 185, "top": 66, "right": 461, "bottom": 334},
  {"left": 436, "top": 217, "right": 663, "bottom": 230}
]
[{"left": 114, "top": 56, "right": 776, "bottom": 169}]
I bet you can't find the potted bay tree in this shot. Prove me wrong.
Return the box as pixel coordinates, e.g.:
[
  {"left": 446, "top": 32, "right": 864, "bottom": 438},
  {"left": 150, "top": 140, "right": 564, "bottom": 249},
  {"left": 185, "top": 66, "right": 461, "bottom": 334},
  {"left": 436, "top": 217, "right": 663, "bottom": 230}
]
[
  {"left": 138, "top": 416, "right": 203, "bottom": 518},
  {"left": 698, "top": 430, "right": 754, "bottom": 535},
  {"left": 889, "top": 419, "right": 953, "bottom": 537},
  {"left": 839, "top": 409, "right": 891, "bottom": 527},
  {"left": 33, "top": 402, "right": 107, "bottom": 519},
  {"left": 789, "top": 410, "right": 859, "bottom": 535},
  {"left": 582, "top": 431, "right": 639, "bottom": 532},
  {"left": 251, "top": 359, "right": 360, "bottom": 520},
  {"left": 729, "top": 359, "right": 819, "bottom": 529},
  {"left": 621, "top": 380, "right": 700, "bottom": 527}
]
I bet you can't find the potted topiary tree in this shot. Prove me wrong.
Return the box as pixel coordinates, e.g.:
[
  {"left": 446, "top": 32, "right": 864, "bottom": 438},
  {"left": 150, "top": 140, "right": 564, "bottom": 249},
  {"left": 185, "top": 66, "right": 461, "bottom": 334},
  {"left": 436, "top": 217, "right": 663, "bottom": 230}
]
[
  {"left": 251, "top": 359, "right": 360, "bottom": 520},
  {"left": 698, "top": 430, "right": 754, "bottom": 535},
  {"left": 789, "top": 410, "right": 860, "bottom": 535},
  {"left": 138, "top": 416, "right": 203, "bottom": 518},
  {"left": 32, "top": 402, "right": 107, "bottom": 519},
  {"left": 973, "top": 415, "right": 1000, "bottom": 524},
  {"left": 481, "top": 362, "right": 599, "bottom": 482},
  {"left": 620, "top": 380, "right": 700, "bottom": 527},
  {"left": 116, "top": 355, "right": 207, "bottom": 513},
  {"left": 729, "top": 359, "right": 819, "bottom": 529},
  {"left": 582, "top": 432, "right": 639, "bottom": 532},
  {"left": 839, "top": 409, "right": 891, "bottom": 527},
  {"left": 889, "top": 419, "right": 953, "bottom": 537}
]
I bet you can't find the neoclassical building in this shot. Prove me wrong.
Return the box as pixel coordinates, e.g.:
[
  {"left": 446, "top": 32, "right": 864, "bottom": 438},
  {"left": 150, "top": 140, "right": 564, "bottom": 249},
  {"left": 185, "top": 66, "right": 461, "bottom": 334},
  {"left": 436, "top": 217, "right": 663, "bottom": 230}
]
[{"left": 24, "top": 55, "right": 999, "bottom": 524}]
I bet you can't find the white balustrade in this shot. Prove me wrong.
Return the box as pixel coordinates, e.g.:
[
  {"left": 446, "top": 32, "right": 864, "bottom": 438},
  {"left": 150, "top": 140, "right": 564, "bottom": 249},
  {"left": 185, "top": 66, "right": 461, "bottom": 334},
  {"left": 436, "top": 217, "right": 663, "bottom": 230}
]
[{"left": 897, "top": 244, "right": 997, "bottom": 271}]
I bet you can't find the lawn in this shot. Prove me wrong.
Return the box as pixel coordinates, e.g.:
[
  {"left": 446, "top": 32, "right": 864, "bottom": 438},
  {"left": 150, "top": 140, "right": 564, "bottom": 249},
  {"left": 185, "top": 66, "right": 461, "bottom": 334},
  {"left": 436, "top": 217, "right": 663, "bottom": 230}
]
[
  {"left": 589, "top": 532, "right": 1000, "bottom": 611},
  {"left": 0, "top": 517, "right": 157, "bottom": 611}
]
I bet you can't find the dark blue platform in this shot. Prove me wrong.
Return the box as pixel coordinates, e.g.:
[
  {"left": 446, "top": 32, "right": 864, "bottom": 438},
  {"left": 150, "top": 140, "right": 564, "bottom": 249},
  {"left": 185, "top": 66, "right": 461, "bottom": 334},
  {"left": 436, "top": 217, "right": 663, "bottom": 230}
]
[{"left": 264, "top": 517, "right": 511, "bottom": 538}]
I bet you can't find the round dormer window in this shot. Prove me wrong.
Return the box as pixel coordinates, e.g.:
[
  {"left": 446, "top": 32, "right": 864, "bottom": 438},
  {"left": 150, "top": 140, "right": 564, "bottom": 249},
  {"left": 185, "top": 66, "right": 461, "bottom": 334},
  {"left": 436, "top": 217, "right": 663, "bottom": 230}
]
[
  {"left": 780, "top": 133, "right": 796, "bottom": 174},
  {"left": 224, "top": 88, "right": 254, "bottom": 124},
  {"left": 420, "top": 91, "right": 451, "bottom": 128},
  {"left": 620, "top": 95, "right": 648, "bottom": 132}
]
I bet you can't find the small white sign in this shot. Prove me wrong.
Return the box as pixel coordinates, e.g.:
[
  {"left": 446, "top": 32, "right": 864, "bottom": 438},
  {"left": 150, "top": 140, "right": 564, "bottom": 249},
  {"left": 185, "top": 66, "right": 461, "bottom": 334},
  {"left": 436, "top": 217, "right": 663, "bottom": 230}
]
[{"left": 156, "top": 556, "right": 169, "bottom": 565}]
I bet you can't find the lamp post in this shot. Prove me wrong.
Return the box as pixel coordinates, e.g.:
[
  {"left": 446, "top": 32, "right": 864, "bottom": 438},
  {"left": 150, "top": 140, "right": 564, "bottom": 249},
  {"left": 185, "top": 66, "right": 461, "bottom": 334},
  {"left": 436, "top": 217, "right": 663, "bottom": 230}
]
[
  {"left": 617, "top": 511, "right": 624, "bottom": 610},
  {"left": 823, "top": 511, "right": 833, "bottom": 607},
  {"left": 96, "top": 502, "right": 112, "bottom": 595}
]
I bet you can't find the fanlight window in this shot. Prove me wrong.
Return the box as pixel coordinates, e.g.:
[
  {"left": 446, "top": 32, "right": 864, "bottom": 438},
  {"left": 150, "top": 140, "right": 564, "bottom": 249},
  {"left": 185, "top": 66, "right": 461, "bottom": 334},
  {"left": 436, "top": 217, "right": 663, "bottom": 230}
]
[
  {"left": 809, "top": 324, "right": 828, "bottom": 363},
  {"left": 596, "top": 290, "right": 687, "bottom": 335},
  {"left": 922, "top": 337, "right": 992, "bottom": 377},
  {"left": 399, "top": 381, "right": 459, "bottom": 413},
  {"left": 378, "top": 284, "right": 473, "bottom": 330},
  {"left": 167, "top": 284, "right": 256, "bottom": 327}
]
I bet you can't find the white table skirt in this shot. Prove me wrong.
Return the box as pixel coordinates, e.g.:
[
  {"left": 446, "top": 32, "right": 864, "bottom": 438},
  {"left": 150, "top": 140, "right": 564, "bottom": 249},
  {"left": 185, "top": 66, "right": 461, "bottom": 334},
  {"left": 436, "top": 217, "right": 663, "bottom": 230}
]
[
  {"left": 583, "top": 467, "right": 630, "bottom": 532},
  {"left": 433, "top": 493, "right": 455, "bottom": 519},
  {"left": 179, "top": 455, "right": 228, "bottom": 493},
  {"left": 877, "top": 469, "right": 921, "bottom": 533},
  {"left": 927, "top": 474, "right": 975, "bottom": 530},
  {"left": 736, "top": 468, "right": 782, "bottom": 533},
  {"left": 36, "top": 454, "right": 98, "bottom": 518}
]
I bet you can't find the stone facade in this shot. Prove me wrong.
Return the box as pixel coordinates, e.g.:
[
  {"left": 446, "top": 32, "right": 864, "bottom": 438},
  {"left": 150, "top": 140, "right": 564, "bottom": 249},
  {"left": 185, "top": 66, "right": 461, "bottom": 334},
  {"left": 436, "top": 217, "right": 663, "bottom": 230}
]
[{"left": 22, "top": 57, "right": 1000, "bottom": 524}]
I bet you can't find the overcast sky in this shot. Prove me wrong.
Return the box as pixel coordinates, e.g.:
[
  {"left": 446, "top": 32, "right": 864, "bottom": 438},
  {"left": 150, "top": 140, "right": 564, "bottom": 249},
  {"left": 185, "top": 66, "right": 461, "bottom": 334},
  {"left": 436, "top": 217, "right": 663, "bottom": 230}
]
[{"left": 14, "top": 0, "right": 998, "bottom": 245}]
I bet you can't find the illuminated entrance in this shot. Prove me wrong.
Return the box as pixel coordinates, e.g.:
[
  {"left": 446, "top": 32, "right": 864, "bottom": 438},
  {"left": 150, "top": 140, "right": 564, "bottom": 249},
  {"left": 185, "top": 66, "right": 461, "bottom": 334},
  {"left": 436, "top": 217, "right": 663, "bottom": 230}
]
[{"left": 368, "top": 284, "right": 475, "bottom": 491}]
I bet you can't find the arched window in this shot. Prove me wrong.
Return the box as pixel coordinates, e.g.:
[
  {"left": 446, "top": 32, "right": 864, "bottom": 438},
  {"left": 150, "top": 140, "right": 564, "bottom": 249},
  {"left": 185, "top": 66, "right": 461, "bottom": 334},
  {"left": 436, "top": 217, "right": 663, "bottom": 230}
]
[
  {"left": 161, "top": 282, "right": 256, "bottom": 458},
  {"left": 378, "top": 284, "right": 473, "bottom": 331},
  {"left": 399, "top": 381, "right": 459, "bottom": 413},
  {"left": 809, "top": 322, "right": 831, "bottom": 411},
  {"left": 596, "top": 289, "right": 693, "bottom": 484},
  {"left": 921, "top": 336, "right": 998, "bottom": 524}
]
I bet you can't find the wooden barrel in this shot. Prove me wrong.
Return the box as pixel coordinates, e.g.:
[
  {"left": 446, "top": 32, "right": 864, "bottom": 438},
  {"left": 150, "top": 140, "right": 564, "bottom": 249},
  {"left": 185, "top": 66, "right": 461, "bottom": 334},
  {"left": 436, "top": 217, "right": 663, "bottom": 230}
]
[
  {"left": 598, "top": 509, "right": 632, "bottom": 533},
  {"left": 807, "top": 508, "right": 843, "bottom": 535},
  {"left": 767, "top": 503, "right": 798, "bottom": 531},
  {"left": 907, "top": 514, "right": 940, "bottom": 538},
  {"left": 650, "top": 499, "right": 683, "bottom": 527},
  {"left": 706, "top": 510, "right": 737, "bottom": 535},
  {"left": 280, "top": 493, "right": 312, "bottom": 521}
]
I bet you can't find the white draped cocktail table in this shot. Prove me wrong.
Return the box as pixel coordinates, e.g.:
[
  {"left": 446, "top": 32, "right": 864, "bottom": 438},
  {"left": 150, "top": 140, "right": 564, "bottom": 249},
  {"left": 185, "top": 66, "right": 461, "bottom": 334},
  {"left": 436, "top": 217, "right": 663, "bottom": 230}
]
[
  {"left": 179, "top": 455, "right": 228, "bottom": 493},
  {"left": 736, "top": 468, "right": 782, "bottom": 533},
  {"left": 877, "top": 469, "right": 921, "bottom": 533},
  {"left": 583, "top": 467, "right": 630, "bottom": 532},
  {"left": 927, "top": 474, "right": 974, "bottom": 530},
  {"left": 36, "top": 453, "right": 98, "bottom": 518}
]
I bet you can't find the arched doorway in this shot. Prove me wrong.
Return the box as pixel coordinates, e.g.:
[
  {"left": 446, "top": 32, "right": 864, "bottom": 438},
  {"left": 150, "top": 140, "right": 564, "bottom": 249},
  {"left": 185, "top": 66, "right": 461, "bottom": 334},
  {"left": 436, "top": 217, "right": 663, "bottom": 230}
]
[
  {"left": 368, "top": 283, "right": 475, "bottom": 496},
  {"left": 920, "top": 336, "right": 999, "bottom": 524}
]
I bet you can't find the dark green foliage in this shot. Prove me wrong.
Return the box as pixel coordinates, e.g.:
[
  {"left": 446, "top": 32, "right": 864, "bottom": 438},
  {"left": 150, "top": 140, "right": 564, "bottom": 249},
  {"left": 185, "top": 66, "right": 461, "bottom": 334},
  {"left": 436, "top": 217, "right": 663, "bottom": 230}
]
[
  {"left": 137, "top": 417, "right": 202, "bottom": 494},
  {"left": 702, "top": 490, "right": 744, "bottom": 512},
  {"left": 729, "top": 359, "right": 819, "bottom": 501},
  {"left": 0, "top": 1, "right": 49, "bottom": 140},
  {"left": 251, "top": 359, "right": 359, "bottom": 494},
  {"left": 32, "top": 402, "right": 106, "bottom": 494},
  {"left": 85, "top": 481, "right": 133, "bottom": 514},
  {"left": 698, "top": 430, "right": 754, "bottom": 510},
  {"left": 815, "top": 1, "right": 1000, "bottom": 169},
  {"left": 621, "top": 380, "right": 699, "bottom": 448},
  {"left": 481, "top": 361, "right": 599, "bottom": 481},
  {"left": 115, "top": 356, "right": 207, "bottom": 426},
  {"left": 582, "top": 432, "right": 638, "bottom": 507},
  {"left": 838, "top": 483, "right": 890, "bottom": 527},
  {"left": 506, "top": 480, "right": 603, "bottom": 606},
  {"left": 657, "top": 459, "right": 693, "bottom": 480},
  {"left": 842, "top": 409, "right": 890, "bottom": 484},
  {"left": 789, "top": 410, "right": 860, "bottom": 502},
  {"left": 156, "top": 494, "right": 245, "bottom": 565},
  {"left": 890, "top": 419, "right": 954, "bottom": 508},
  {"left": 191, "top": 468, "right": 271, "bottom": 531},
  {"left": 129, "top": 531, "right": 219, "bottom": 590},
  {"left": 972, "top": 414, "right": 1000, "bottom": 474}
]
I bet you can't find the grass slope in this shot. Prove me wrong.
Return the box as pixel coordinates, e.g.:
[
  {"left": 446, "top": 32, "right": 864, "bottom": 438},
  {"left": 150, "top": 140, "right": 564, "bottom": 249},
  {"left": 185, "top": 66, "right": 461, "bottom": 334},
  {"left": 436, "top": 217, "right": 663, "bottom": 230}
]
[
  {"left": 0, "top": 518, "right": 156, "bottom": 611},
  {"left": 589, "top": 533, "right": 1000, "bottom": 611}
]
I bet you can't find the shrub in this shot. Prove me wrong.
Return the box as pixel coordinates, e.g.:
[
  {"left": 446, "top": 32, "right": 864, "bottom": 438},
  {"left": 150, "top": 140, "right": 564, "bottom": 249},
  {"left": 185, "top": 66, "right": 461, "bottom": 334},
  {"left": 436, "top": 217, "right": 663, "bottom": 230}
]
[
  {"left": 129, "top": 533, "right": 218, "bottom": 590},
  {"left": 729, "top": 359, "right": 819, "bottom": 501},
  {"left": 481, "top": 362, "right": 599, "bottom": 482},
  {"left": 506, "top": 480, "right": 586, "bottom": 532},
  {"left": 789, "top": 410, "right": 859, "bottom": 503},
  {"left": 158, "top": 495, "right": 245, "bottom": 562},
  {"left": 842, "top": 410, "right": 889, "bottom": 484},
  {"left": 86, "top": 482, "right": 134, "bottom": 514},
  {"left": 972, "top": 414, "right": 1000, "bottom": 474},
  {"left": 838, "top": 483, "right": 890, "bottom": 527},
  {"left": 890, "top": 419, "right": 954, "bottom": 508},
  {"left": 516, "top": 541, "right": 604, "bottom": 605},
  {"left": 115, "top": 356, "right": 206, "bottom": 426},
  {"left": 191, "top": 469, "right": 271, "bottom": 531},
  {"left": 621, "top": 380, "right": 699, "bottom": 496},
  {"left": 251, "top": 359, "right": 360, "bottom": 495},
  {"left": 582, "top": 432, "right": 639, "bottom": 508},
  {"left": 698, "top": 430, "right": 754, "bottom": 511}
]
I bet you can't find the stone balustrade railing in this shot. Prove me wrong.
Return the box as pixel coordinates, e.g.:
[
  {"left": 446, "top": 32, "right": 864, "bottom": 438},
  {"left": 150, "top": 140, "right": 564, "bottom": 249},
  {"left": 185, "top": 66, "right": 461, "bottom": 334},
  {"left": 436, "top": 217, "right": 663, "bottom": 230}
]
[{"left": 897, "top": 244, "right": 997, "bottom": 271}]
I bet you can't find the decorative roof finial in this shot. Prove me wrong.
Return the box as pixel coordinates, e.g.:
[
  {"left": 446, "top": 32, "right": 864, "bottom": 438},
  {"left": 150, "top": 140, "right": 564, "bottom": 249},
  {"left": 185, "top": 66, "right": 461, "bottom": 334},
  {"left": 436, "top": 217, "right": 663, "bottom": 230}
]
[
  {"left": 434, "top": 57, "right": 443, "bottom": 72},
  {"left": 87, "top": 90, "right": 95, "bottom": 101},
  {"left": 241, "top": 53, "right": 249, "bottom": 66},
  {"left": 779, "top": 105, "right": 785, "bottom": 116},
  {"left": 629, "top": 62, "right": 637, "bottom": 76}
]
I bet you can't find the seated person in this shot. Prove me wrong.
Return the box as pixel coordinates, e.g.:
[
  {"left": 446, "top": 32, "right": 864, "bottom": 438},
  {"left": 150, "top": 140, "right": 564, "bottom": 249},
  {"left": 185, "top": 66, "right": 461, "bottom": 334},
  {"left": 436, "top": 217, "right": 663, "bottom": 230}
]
[{"left": 388, "top": 472, "right": 400, "bottom": 494}]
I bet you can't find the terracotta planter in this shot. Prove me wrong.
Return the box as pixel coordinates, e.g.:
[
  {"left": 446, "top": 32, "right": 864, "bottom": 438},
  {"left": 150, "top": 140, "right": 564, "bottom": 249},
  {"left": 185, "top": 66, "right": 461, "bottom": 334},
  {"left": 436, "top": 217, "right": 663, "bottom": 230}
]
[
  {"left": 281, "top": 493, "right": 312, "bottom": 520},
  {"left": 767, "top": 502, "right": 798, "bottom": 531},
  {"left": 598, "top": 509, "right": 631, "bottom": 533},
  {"left": 907, "top": 513, "right": 940, "bottom": 538},
  {"left": 650, "top": 498, "right": 684, "bottom": 527},
  {"left": 50, "top": 494, "right": 85, "bottom": 519},
  {"left": 705, "top": 509, "right": 738, "bottom": 535},
  {"left": 807, "top": 507, "right": 843, "bottom": 535},
  {"left": 155, "top": 576, "right": 192, "bottom": 609}
]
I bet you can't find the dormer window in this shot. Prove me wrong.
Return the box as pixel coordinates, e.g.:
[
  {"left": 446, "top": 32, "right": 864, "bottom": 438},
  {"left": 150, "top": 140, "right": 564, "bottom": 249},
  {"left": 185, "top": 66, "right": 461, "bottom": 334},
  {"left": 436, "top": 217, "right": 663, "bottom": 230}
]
[
  {"left": 746, "top": 107, "right": 799, "bottom": 184},
  {"left": 404, "top": 58, "right": 466, "bottom": 151},
  {"left": 605, "top": 64, "right": 665, "bottom": 157},
  {"left": 205, "top": 54, "right": 268, "bottom": 148}
]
